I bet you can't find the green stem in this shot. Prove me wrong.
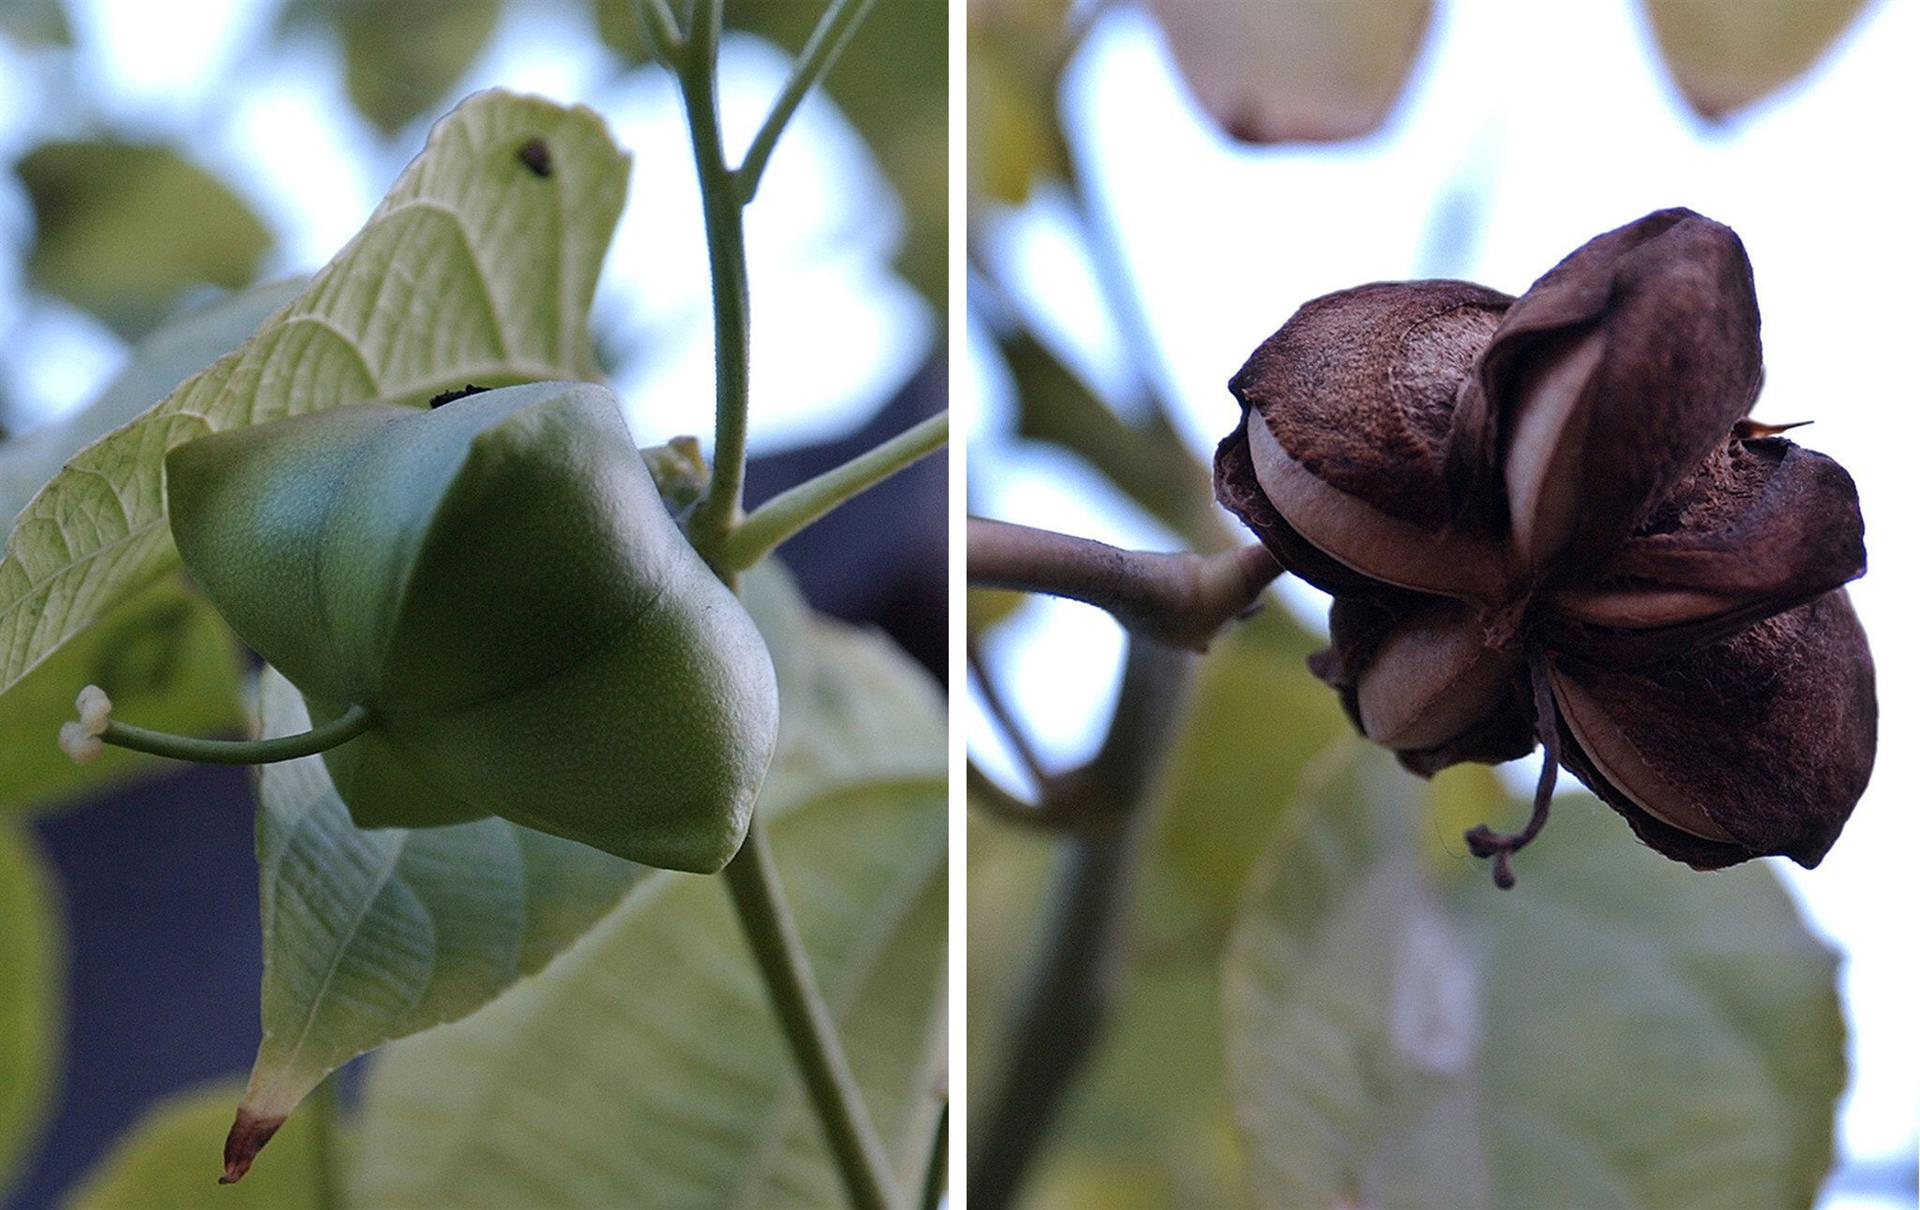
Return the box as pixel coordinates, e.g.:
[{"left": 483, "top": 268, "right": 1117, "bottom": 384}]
[
  {"left": 723, "top": 411, "right": 948, "bottom": 571},
  {"left": 724, "top": 821, "right": 899, "bottom": 1210},
  {"left": 733, "top": 0, "right": 879, "bottom": 205},
  {"left": 99, "top": 703, "right": 373, "bottom": 765},
  {"left": 665, "top": 6, "right": 897, "bottom": 1207},
  {"left": 679, "top": 0, "right": 753, "bottom": 566}
]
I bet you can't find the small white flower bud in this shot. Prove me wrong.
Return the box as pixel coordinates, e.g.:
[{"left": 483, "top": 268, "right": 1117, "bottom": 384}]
[
  {"left": 59, "top": 721, "right": 103, "bottom": 764},
  {"left": 76, "top": 685, "right": 113, "bottom": 730},
  {"left": 60, "top": 684, "right": 113, "bottom": 764}
]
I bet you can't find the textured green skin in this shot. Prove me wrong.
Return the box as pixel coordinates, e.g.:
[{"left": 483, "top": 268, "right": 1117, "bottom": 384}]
[{"left": 165, "top": 383, "right": 778, "bottom": 873}]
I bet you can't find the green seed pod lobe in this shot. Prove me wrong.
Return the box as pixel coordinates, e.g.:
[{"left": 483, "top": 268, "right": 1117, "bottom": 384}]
[{"left": 165, "top": 382, "right": 778, "bottom": 873}]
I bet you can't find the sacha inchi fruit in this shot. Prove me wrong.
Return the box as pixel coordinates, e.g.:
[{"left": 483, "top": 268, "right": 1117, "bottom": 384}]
[
  {"left": 155, "top": 380, "right": 777, "bottom": 873},
  {"left": 1214, "top": 208, "right": 1875, "bottom": 887}
]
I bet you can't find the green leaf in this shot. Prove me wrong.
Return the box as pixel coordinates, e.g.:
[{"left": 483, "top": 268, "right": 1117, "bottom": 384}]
[
  {"left": 236, "top": 666, "right": 649, "bottom": 1131},
  {"left": 0, "top": 824, "right": 61, "bottom": 1198},
  {"left": 0, "top": 91, "right": 629, "bottom": 700},
  {"left": 1145, "top": 605, "right": 1349, "bottom": 938},
  {"left": 233, "top": 562, "right": 944, "bottom": 1158},
  {"left": 0, "top": 282, "right": 299, "bottom": 816},
  {"left": 1222, "top": 755, "right": 1845, "bottom": 1210},
  {"left": 1036, "top": 950, "right": 1251, "bottom": 1208},
  {"left": 64, "top": 1081, "right": 332, "bottom": 1210},
  {"left": 1641, "top": 0, "right": 1871, "bottom": 119},
  {"left": 968, "top": 610, "right": 1347, "bottom": 1209},
  {"left": 351, "top": 765, "right": 946, "bottom": 1207},
  {"left": 284, "top": 0, "right": 506, "bottom": 133},
  {"left": 0, "top": 577, "right": 243, "bottom": 815},
  {"left": 1145, "top": 0, "right": 1432, "bottom": 144},
  {"left": 740, "top": 562, "right": 948, "bottom": 819},
  {"left": 18, "top": 141, "right": 272, "bottom": 338},
  {"left": 0, "top": 278, "right": 307, "bottom": 528}
]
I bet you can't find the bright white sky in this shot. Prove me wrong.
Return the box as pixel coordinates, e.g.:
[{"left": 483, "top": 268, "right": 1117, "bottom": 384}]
[{"left": 970, "top": 0, "right": 1919, "bottom": 1201}]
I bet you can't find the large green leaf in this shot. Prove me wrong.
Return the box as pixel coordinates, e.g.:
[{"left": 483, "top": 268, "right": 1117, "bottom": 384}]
[
  {"left": 64, "top": 1082, "right": 331, "bottom": 1210},
  {"left": 233, "top": 563, "right": 944, "bottom": 1168},
  {"left": 1145, "top": 604, "right": 1347, "bottom": 938},
  {"left": 352, "top": 770, "right": 946, "bottom": 1207},
  {"left": 1641, "top": 0, "right": 1871, "bottom": 119},
  {"left": 1145, "top": 0, "right": 1432, "bottom": 144},
  {"left": 0, "top": 578, "right": 243, "bottom": 815},
  {"left": 740, "top": 563, "right": 949, "bottom": 819},
  {"left": 18, "top": 141, "right": 271, "bottom": 338},
  {"left": 0, "top": 282, "right": 306, "bottom": 815},
  {"left": 284, "top": 0, "right": 507, "bottom": 134},
  {"left": 0, "top": 824, "right": 61, "bottom": 1198},
  {"left": 235, "top": 666, "right": 647, "bottom": 1134},
  {"left": 0, "top": 91, "right": 629, "bottom": 700},
  {"left": 1222, "top": 755, "right": 1845, "bottom": 1210}
]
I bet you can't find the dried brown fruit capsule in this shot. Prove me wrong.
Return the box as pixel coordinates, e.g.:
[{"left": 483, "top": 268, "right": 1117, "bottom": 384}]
[{"left": 1215, "top": 208, "right": 1875, "bottom": 885}]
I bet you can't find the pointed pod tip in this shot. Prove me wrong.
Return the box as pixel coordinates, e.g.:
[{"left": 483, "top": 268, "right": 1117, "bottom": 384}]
[{"left": 221, "top": 1108, "right": 285, "bottom": 1185}]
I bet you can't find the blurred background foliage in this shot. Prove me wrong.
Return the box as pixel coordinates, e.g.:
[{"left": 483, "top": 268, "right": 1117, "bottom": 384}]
[
  {"left": 966, "top": 1, "right": 1910, "bottom": 1208},
  {"left": 0, "top": 1, "right": 945, "bottom": 1205}
]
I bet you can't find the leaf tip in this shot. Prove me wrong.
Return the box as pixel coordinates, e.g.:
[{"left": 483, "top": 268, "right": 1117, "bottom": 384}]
[{"left": 221, "top": 1107, "right": 285, "bottom": 1184}]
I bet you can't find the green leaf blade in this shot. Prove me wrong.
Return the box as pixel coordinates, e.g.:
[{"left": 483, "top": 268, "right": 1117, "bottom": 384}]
[
  {"left": 353, "top": 779, "right": 945, "bottom": 1209},
  {"left": 1222, "top": 759, "right": 1845, "bottom": 1210},
  {"left": 237, "top": 564, "right": 946, "bottom": 1173},
  {"left": 0, "top": 90, "right": 631, "bottom": 700},
  {"left": 347, "top": 572, "right": 948, "bottom": 1208},
  {"left": 242, "top": 667, "right": 646, "bottom": 1126}
]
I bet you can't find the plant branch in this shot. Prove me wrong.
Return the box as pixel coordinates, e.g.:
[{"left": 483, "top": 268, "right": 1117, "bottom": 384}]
[
  {"left": 967, "top": 644, "right": 1050, "bottom": 791},
  {"left": 724, "top": 411, "right": 948, "bottom": 572},
  {"left": 725, "top": 821, "right": 899, "bottom": 1210},
  {"left": 968, "top": 517, "right": 1280, "bottom": 651},
  {"left": 972, "top": 638, "right": 1192, "bottom": 1210},
  {"left": 734, "top": 0, "right": 879, "bottom": 205},
  {"left": 679, "top": 0, "right": 754, "bottom": 567}
]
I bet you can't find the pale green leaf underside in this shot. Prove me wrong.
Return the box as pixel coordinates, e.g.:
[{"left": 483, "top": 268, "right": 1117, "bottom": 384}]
[
  {"left": 353, "top": 777, "right": 946, "bottom": 1209},
  {"left": 63, "top": 1081, "right": 329, "bottom": 1210},
  {"left": 241, "top": 563, "right": 948, "bottom": 1154},
  {"left": 0, "top": 89, "right": 630, "bottom": 698},
  {"left": 242, "top": 667, "right": 646, "bottom": 1124},
  {"left": 1222, "top": 757, "right": 1844, "bottom": 1210},
  {"left": 0, "top": 824, "right": 62, "bottom": 1198}
]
